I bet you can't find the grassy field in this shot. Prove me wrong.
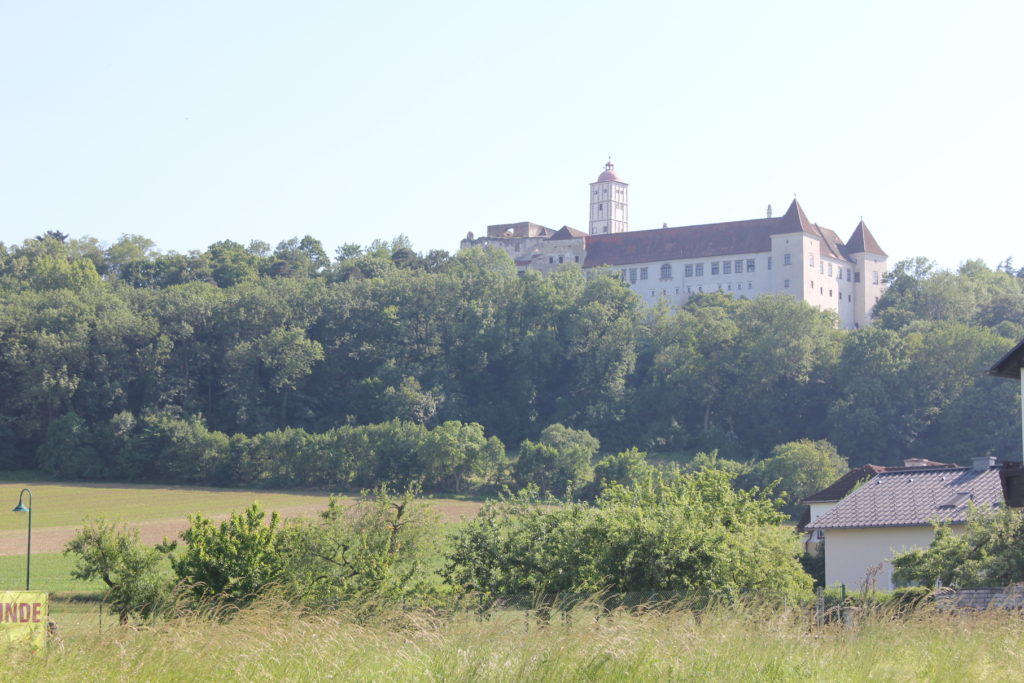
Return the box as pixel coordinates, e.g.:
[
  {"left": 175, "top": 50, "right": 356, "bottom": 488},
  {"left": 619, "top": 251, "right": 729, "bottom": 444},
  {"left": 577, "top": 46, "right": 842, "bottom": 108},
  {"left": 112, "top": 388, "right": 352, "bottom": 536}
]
[
  {"left": 2, "top": 599, "right": 1022, "bottom": 681},
  {"left": 0, "top": 481, "right": 332, "bottom": 532}
]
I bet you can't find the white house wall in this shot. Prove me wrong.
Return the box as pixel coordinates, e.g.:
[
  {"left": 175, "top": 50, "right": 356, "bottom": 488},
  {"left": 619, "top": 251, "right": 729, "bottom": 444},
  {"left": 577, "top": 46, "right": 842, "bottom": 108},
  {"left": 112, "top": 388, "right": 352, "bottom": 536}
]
[{"left": 823, "top": 526, "right": 951, "bottom": 592}]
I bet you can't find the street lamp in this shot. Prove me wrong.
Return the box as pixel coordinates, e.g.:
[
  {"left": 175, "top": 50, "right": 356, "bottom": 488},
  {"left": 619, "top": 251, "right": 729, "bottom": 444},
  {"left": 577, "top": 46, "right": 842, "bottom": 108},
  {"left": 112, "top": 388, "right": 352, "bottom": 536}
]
[{"left": 12, "top": 488, "right": 32, "bottom": 591}]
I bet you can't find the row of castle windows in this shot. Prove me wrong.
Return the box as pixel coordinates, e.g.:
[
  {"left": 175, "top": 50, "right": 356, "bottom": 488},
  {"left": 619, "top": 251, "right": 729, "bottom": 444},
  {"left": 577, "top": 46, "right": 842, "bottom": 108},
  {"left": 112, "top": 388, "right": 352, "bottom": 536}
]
[{"left": 548, "top": 255, "right": 580, "bottom": 264}]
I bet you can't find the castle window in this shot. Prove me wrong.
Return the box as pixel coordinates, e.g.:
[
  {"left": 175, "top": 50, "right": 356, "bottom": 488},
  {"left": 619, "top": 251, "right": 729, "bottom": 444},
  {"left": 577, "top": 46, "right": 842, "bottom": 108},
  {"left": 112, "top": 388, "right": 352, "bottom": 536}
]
[
  {"left": 629, "top": 268, "right": 637, "bottom": 283},
  {"left": 695, "top": 263, "right": 704, "bottom": 277},
  {"left": 559, "top": 256, "right": 564, "bottom": 264},
  {"left": 784, "top": 279, "right": 790, "bottom": 288},
  {"left": 829, "top": 289, "right": 833, "bottom": 297},
  {"left": 639, "top": 267, "right": 648, "bottom": 280},
  {"left": 809, "top": 254, "right": 815, "bottom": 267},
  {"left": 698, "top": 286, "right": 703, "bottom": 292},
  {"left": 661, "top": 263, "right": 673, "bottom": 280},
  {"left": 549, "top": 257, "right": 554, "bottom": 264},
  {"left": 620, "top": 269, "right": 626, "bottom": 280},
  {"left": 675, "top": 287, "right": 679, "bottom": 294},
  {"left": 575, "top": 255, "right": 579, "bottom": 263},
  {"left": 828, "top": 263, "right": 833, "bottom": 276},
  {"left": 848, "top": 294, "right": 851, "bottom": 302},
  {"left": 784, "top": 253, "right": 792, "bottom": 265},
  {"left": 872, "top": 271, "right": 880, "bottom": 285},
  {"left": 846, "top": 270, "right": 851, "bottom": 282},
  {"left": 734, "top": 260, "right": 743, "bottom": 273},
  {"left": 723, "top": 262, "right": 732, "bottom": 275},
  {"left": 727, "top": 283, "right": 732, "bottom": 290},
  {"left": 684, "top": 264, "right": 693, "bottom": 277},
  {"left": 711, "top": 262, "right": 720, "bottom": 275},
  {"left": 854, "top": 272, "right": 861, "bottom": 283},
  {"left": 748, "top": 281, "right": 753, "bottom": 289},
  {"left": 768, "top": 256, "right": 772, "bottom": 270},
  {"left": 820, "top": 262, "right": 824, "bottom": 274},
  {"left": 746, "top": 259, "right": 755, "bottom": 273}
]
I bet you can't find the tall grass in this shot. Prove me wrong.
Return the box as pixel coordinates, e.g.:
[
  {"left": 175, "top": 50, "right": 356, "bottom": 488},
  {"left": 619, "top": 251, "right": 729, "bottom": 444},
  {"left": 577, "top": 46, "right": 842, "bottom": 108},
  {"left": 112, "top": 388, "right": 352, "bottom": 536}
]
[{"left": 3, "top": 598, "right": 1021, "bottom": 681}]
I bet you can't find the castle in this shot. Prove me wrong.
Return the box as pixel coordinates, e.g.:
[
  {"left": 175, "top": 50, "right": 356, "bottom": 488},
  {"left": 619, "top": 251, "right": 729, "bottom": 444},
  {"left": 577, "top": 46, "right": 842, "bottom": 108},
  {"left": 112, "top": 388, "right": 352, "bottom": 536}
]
[{"left": 460, "top": 161, "right": 888, "bottom": 329}]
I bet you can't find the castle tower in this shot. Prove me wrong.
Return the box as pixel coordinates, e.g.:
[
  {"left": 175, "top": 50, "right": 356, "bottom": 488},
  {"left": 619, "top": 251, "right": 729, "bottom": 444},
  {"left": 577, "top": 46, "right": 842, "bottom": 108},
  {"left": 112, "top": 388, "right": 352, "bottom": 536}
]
[{"left": 589, "top": 159, "right": 629, "bottom": 235}]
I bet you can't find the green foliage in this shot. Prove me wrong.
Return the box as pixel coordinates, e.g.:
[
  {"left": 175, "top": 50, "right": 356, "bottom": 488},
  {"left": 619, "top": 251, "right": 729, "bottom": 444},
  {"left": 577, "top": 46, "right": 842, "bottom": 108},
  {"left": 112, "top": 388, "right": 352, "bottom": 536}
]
[
  {"left": 738, "top": 439, "right": 848, "bottom": 517},
  {"left": 277, "top": 486, "right": 442, "bottom": 609},
  {"left": 443, "top": 469, "right": 811, "bottom": 603},
  {"left": 63, "top": 519, "right": 175, "bottom": 623},
  {"left": 514, "top": 424, "right": 599, "bottom": 496},
  {"left": 0, "top": 231, "right": 1020, "bottom": 492},
  {"left": 172, "top": 503, "right": 284, "bottom": 605},
  {"left": 892, "top": 505, "right": 1024, "bottom": 588}
]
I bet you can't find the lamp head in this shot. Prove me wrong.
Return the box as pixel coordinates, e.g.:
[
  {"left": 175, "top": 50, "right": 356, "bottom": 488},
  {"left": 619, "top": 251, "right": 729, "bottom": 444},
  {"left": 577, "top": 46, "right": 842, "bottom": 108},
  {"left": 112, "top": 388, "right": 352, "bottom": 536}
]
[{"left": 12, "top": 488, "right": 30, "bottom": 512}]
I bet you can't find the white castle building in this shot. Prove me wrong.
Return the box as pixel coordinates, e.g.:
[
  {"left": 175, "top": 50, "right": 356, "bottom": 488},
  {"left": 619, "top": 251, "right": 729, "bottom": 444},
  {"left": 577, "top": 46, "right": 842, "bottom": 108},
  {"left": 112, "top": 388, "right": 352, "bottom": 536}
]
[{"left": 461, "top": 161, "right": 888, "bottom": 329}]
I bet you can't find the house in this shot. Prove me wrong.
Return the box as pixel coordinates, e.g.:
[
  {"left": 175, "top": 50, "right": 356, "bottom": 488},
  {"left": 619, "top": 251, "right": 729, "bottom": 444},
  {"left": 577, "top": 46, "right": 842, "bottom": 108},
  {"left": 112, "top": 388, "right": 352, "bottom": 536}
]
[
  {"left": 798, "top": 464, "right": 890, "bottom": 554},
  {"left": 805, "top": 456, "right": 1003, "bottom": 591},
  {"left": 461, "top": 161, "right": 888, "bottom": 329}
]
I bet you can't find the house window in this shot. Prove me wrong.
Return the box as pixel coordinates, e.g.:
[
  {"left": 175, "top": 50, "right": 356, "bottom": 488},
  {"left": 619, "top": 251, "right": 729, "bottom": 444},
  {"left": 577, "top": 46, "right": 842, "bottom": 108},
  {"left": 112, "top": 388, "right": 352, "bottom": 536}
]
[
  {"left": 620, "top": 269, "right": 626, "bottom": 280},
  {"left": 784, "top": 279, "right": 790, "bottom": 288},
  {"left": 629, "top": 268, "right": 637, "bottom": 283},
  {"left": 661, "top": 263, "right": 673, "bottom": 280},
  {"left": 734, "top": 260, "right": 743, "bottom": 273},
  {"left": 639, "top": 267, "right": 648, "bottom": 280},
  {"left": 767, "top": 256, "right": 772, "bottom": 270},
  {"left": 711, "top": 262, "right": 720, "bottom": 275},
  {"left": 872, "top": 271, "right": 880, "bottom": 285},
  {"left": 783, "top": 253, "right": 792, "bottom": 265},
  {"left": 723, "top": 262, "right": 732, "bottom": 275},
  {"left": 746, "top": 259, "right": 755, "bottom": 273},
  {"left": 695, "top": 263, "right": 704, "bottom": 276}
]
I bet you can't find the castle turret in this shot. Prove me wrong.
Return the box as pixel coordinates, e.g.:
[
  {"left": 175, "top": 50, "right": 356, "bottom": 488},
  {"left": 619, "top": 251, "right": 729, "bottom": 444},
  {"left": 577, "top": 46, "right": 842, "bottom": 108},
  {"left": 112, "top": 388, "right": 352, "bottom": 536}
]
[
  {"left": 844, "top": 220, "right": 888, "bottom": 328},
  {"left": 589, "top": 159, "right": 628, "bottom": 235}
]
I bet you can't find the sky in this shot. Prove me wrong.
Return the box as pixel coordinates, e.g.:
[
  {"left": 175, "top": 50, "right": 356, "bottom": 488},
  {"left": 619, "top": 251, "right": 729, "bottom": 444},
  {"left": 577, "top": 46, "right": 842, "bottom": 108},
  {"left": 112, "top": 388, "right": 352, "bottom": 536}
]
[{"left": 2, "top": 1, "right": 1022, "bottom": 271}]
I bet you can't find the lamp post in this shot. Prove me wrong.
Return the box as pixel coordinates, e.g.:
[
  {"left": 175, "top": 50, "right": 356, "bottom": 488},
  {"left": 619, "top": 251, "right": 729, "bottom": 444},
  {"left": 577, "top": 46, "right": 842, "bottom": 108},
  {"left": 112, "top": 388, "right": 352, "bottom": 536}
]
[{"left": 12, "top": 488, "right": 32, "bottom": 591}]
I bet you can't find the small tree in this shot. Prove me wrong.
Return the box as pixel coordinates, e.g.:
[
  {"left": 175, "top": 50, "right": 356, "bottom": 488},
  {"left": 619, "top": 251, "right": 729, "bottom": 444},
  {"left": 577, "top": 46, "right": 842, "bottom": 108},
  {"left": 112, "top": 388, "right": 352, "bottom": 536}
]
[
  {"left": 277, "top": 485, "right": 441, "bottom": 610},
  {"left": 514, "top": 424, "right": 599, "bottom": 496},
  {"left": 64, "top": 520, "right": 175, "bottom": 624},
  {"left": 893, "top": 505, "right": 1024, "bottom": 588},
  {"left": 171, "top": 503, "right": 284, "bottom": 605},
  {"left": 739, "top": 439, "right": 848, "bottom": 517}
]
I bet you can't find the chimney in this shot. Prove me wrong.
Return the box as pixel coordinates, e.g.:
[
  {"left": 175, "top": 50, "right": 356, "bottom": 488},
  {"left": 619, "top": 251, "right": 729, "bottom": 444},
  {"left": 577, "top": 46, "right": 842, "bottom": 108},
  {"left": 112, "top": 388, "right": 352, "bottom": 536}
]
[
  {"left": 973, "top": 456, "right": 997, "bottom": 471},
  {"left": 766, "top": 204, "right": 772, "bottom": 218}
]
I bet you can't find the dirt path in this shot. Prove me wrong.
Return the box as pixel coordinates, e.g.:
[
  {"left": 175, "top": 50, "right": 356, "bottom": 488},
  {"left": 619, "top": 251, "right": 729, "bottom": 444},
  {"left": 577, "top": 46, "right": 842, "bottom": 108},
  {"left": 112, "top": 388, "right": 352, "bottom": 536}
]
[{"left": 0, "top": 499, "right": 483, "bottom": 556}]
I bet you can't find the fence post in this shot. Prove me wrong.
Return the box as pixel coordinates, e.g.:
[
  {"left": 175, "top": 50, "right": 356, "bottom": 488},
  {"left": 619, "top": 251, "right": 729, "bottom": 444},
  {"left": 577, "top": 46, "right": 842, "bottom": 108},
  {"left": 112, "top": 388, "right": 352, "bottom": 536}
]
[{"left": 815, "top": 586, "right": 824, "bottom": 628}]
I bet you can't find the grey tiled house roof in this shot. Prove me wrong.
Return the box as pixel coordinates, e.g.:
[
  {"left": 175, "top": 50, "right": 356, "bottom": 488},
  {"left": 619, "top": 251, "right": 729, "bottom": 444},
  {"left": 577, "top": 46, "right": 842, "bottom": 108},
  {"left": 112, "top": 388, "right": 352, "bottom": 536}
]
[{"left": 806, "top": 466, "right": 1003, "bottom": 530}]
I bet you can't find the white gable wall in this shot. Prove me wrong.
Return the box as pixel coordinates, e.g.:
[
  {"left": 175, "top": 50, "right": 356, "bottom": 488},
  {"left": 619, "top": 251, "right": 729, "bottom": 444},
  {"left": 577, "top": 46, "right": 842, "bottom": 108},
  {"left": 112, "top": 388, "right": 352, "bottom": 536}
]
[{"left": 823, "top": 525, "right": 961, "bottom": 592}]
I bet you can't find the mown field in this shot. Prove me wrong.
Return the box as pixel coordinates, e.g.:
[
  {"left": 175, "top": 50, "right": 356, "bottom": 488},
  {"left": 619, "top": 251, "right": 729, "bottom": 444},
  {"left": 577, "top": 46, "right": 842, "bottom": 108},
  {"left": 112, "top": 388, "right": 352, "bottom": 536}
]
[{"left": 2, "top": 599, "right": 1022, "bottom": 681}]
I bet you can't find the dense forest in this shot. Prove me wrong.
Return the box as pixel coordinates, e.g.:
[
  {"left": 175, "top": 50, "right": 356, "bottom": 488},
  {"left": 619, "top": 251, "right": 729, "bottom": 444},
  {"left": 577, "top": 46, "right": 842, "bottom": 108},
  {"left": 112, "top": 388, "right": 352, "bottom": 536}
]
[{"left": 1, "top": 231, "right": 1021, "bottom": 492}]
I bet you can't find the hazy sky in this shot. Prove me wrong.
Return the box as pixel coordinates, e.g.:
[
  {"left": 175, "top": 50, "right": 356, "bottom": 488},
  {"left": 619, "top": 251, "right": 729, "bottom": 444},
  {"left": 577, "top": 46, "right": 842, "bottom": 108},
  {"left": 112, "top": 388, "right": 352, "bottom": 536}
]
[{"left": 2, "top": 1, "right": 1021, "bottom": 270}]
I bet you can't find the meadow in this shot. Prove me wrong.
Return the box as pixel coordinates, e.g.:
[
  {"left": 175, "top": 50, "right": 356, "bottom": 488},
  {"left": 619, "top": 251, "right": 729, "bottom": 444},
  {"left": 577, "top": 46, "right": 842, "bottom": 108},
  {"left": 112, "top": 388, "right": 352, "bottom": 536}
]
[{"left": 2, "top": 598, "right": 1021, "bottom": 681}]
